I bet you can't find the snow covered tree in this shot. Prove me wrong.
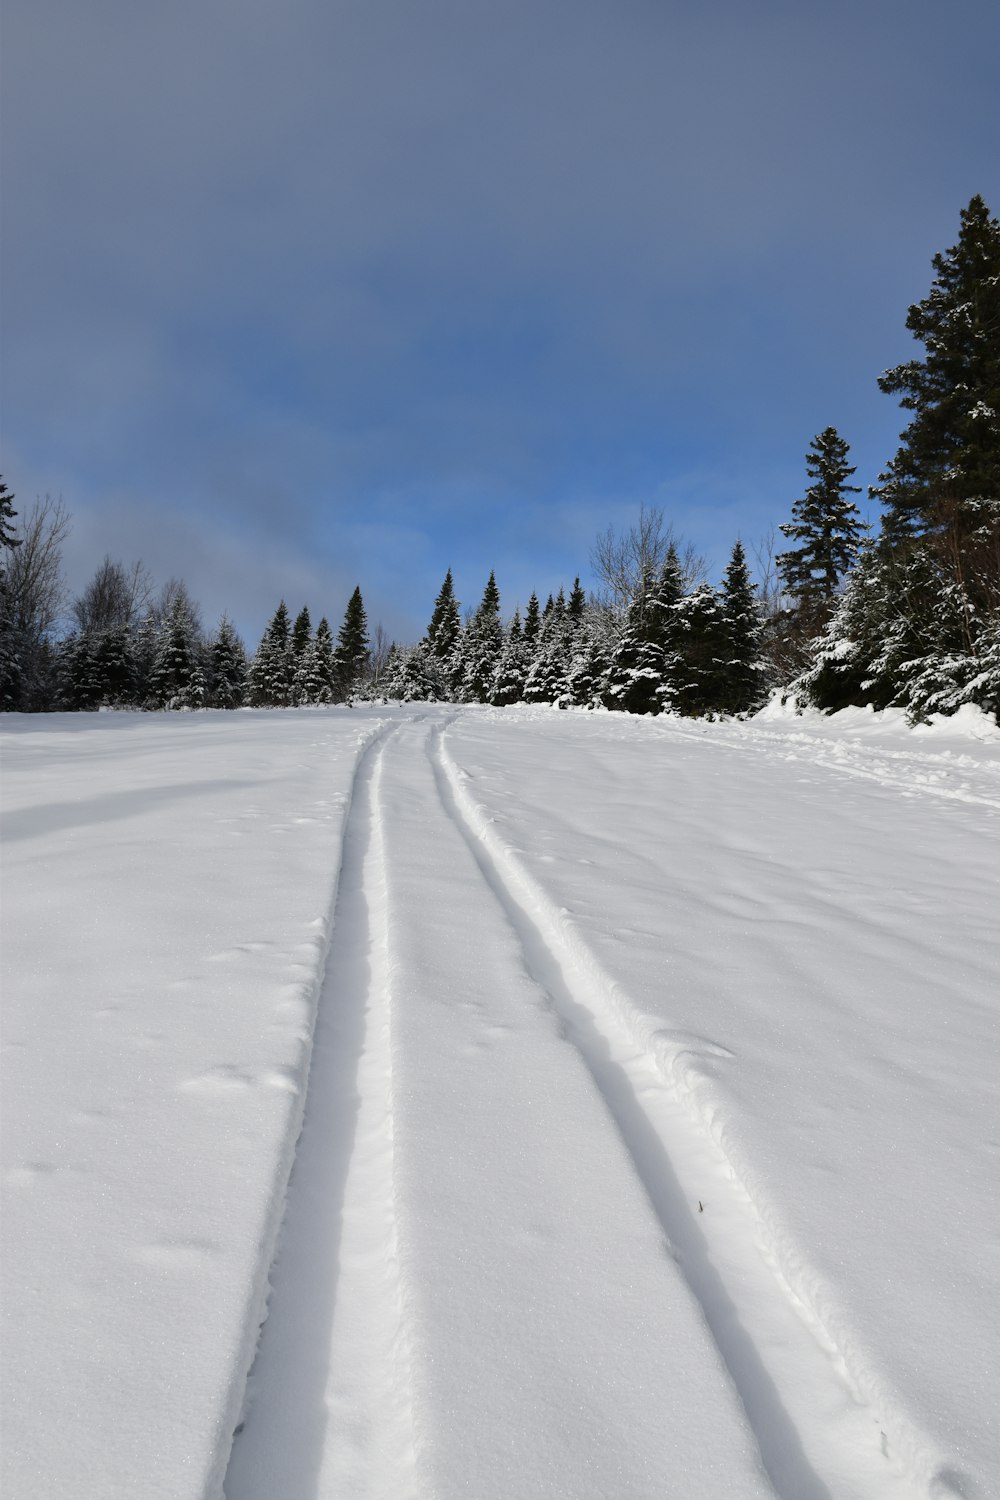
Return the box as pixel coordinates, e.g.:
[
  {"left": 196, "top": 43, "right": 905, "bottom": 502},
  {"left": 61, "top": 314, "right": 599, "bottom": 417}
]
[
  {"left": 247, "top": 601, "right": 293, "bottom": 706},
  {"left": 567, "top": 576, "right": 586, "bottom": 623},
  {"left": 523, "top": 592, "right": 541, "bottom": 649},
  {"left": 604, "top": 552, "right": 683, "bottom": 715},
  {"left": 313, "top": 617, "right": 337, "bottom": 702},
  {"left": 334, "top": 587, "right": 370, "bottom": 700},
  {"left": 717, "top": 541, "right": 766, "bottom": 715},
  {"left": 208, "top": 616, "right": 247, "bottom": 708},
  {"left": 491, "top": 609, "right": 528, "bottom": 705},
  {"left": 459, "top": 572, "right": 503, "bottom": 703},
  {"left": 873, "top": 196, "right": 1000, "bottom": 549},
  {"left": 668, "top": 583, "right": 728, "bottom": 716},
  {"left": 425, "top": 570, "right": 462, "bottom": 662},
  {"left": 291, "top": 606, "right": 312, "bottom": 660},
  {"left": 0, "top": 497, "right": 69, "bottom": 711},
  {"left": 0, "top": 478, "right": 21, "bottom": 554},
  {"left": 777, "top": 427, "right": 864, "bottom": 612},
  {"left": 150, "top": 595, "right": 205, "bottom": 709},
  {"left": 0, "top": 478, "right": 22, "bottom": 709}
]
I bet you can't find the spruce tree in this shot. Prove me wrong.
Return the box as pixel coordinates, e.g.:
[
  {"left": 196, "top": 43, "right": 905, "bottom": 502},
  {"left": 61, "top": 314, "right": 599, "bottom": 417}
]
[
  {"left": 426, "top": 569, "right": 462, "bottom": 661},
  {"left": 209, "top": 616, "right": 248, "bottom": 709},
  {"left": 150, "top": 595, "right": 205, "bottom": 709},
  {"left": 873, "top": 195, "right": 1000, "bottom": 549},
  {"left": 0, "top": 484, "right": 22, "bottom": 708},
  {"left": 334, "top": 587, "right": 370, "bottom": 700},
  {"left": 0, "top": 478, "right": 21, "bottom": 553},
  {"left": 491, "top": 611, "right": 528, "bottom": 706},
  {"left": 777, "top": 427, "right": 864, "bottom": 612},
  {"left": 568, "top": 576, "right": 586, "bottom": 622},
  {"left": 291, "top": 606, "right": 312, "bottom": 659},
  {"left": 718, "top": 541, "right": 766, "bottom": 715},
  {"left": 669, "top": 584, "right": 728, "bottom": 716},
  {"left": 247, "top": 601, "right": 293, "bottom": 706},
  {"left": 460, "top": 572, "right": 503, "bottom": 703},
  {"left": 523, "top": 592, "right": 541, "bottom": 646},
  {"left": 313, "top": 617, "right": 336, "bottom": 702}
]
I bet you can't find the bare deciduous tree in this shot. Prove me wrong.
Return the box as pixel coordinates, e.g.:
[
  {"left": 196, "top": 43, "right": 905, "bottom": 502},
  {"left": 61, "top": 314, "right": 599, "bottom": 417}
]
[
  {"left": 4, "top": 497, "right": 71, "bottom": 642},
  {"left": 2, "top": 496, "right": 71, "bottom": 709},
  {"left": 368, "top": 621, "right": 393, "bottom": 691},
  {"left": 590, "top": 504, "right": 705, "bottom": 612},
  {"left": 72, "top": 556, "right": 154, "bottom": 635}
]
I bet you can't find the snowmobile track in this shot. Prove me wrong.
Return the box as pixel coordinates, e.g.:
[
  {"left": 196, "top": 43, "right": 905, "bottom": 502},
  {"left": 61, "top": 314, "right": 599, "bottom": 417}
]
[
  {"left": 432, "top": 722, "right": 959, "bottom": 1500},
  {"left": 224, "top": 723, "right": 417, "bottom": 1500}
]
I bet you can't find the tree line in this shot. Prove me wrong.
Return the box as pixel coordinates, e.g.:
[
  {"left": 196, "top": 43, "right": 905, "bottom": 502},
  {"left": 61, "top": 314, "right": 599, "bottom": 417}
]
[{"left": 1, "top": 195, "right": 997, "bottom": 722}]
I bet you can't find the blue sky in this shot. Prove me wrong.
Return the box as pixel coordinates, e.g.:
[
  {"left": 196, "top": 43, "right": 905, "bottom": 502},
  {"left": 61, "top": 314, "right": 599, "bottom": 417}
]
[{"left": 2, "top": 0, "right": 999, "bottom": 647}]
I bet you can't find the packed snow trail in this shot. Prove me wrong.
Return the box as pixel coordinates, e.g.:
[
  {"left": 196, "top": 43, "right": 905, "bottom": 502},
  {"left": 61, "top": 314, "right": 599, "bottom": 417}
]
[
  {"left": 4, "top": 703, "right": 997, "bottom": 1499},
  {"left": 225, "top": 715, "right": 769, "bottom": 1499},
  {"left": 433, "top": 725, "right": 936, "bottom": 1500},
  {"left": 224, "top": 726, "right": 417, "bottom": 1499},
  {"left": 440, "top": 707, "right": 1000, "bottom": 1500}
]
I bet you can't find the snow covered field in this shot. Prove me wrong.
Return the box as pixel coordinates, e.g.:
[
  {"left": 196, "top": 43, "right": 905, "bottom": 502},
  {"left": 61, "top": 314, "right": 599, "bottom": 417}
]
[{"left": 2, "top": 703, "right": 998, "bottom": 1499}]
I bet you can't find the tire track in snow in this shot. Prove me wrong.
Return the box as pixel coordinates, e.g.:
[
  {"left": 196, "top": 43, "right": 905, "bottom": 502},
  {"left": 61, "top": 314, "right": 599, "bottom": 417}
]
[
  {"left": 432, "top": 723, "right": 957, "bottom": 1500},
  {"left": 224, "top": 726, "right": 417, "bottom": 1500}
]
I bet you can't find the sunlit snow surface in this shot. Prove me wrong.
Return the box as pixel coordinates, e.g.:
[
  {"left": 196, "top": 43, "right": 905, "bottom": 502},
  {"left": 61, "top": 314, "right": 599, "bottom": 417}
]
[{"left": 2, "top": 703, "right": 998, "bottom": 1500}]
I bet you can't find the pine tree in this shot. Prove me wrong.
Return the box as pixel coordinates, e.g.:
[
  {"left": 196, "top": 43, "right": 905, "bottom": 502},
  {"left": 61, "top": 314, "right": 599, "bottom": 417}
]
[
  {"left": 291, "top": 606, "right": 312, "bottom": 659},
  {"left": 777, "top": 427, "right": 864, "bottom": 613},
  {"left": 568, "top": 576, "right": 586, "bottom": 622},
  {"left": 523, "top": 599, "right": 571, "bottom": 704},
  {"left": 718, "top": 541, "right": 766, "bottom": 715},
  {"left": 334, "top": 587, "right": 370, "bottom": 700},
  {"left": 247, "top": 601, "right": 293, "bottom": 707},
  {"left": 0, "top": 478, "right": 21, "bottom": 553},
  {"left": 523, "top": 592, "right": 541, "bottom": 648},
  {"left": 873, "top": 196, "right": 1000, "bottom": 548},
  {"left": 669, "top": 584, "right": 728, "bottom": 716},
  {"left": 425, "top": 569, "right": 462, "bottom": 661},
  {"left": 150, "top": 595, "right": 205, "bottom": 709},
  {"left": 208, "top": 616, "right": 247, "bottom": 709},
  {"left": 460, "top": 572, "right": 503, "bottom": 703},
  {"left": 313, "top": 617, "right": 336, "bottom": 702},
  {"left": 603, "top": 554, "right": 682, "bottom": 716},
  {"left": 0, "top": 483, "right": 22, "bottom": 707},
  {"left": 491, "top": 609, "right": 528, "bottom": 705}
]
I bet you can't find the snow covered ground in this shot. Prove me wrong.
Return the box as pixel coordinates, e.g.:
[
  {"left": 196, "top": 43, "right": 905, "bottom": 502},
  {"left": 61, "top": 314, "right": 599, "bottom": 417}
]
[{"left": 2, "top": 703, "right": 998, "bottom": 1499}]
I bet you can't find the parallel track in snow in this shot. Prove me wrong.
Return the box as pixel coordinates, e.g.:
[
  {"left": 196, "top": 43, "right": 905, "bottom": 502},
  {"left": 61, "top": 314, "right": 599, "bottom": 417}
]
[
  {"left": 224, "top": 714, "right": 964, "bottom": 1500},
  {"left": 223, "top": 727, "right": 417, "bottom": 1500},
  {"left": 431, "top": 722, "right": 956, "bottom": 1500}
]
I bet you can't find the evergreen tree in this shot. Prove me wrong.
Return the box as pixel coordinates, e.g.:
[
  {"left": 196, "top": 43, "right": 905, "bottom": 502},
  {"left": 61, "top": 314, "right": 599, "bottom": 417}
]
[
  {"left": 668, "top": 584, "right": 728, "bottom": 716},
  {"left": 313, "top": 617, "right": 337, "bottom": 702},
  {"left": 777, "top": 427, "right": 864, "bottom": 612},
  {"left": 568, "top": 576, "right": 586, "bottom": 622},
  {"left": 523, "top": 592, "right": 541, "bottom": 647},
  {"left": 718, "top": 540, "right": 766, "bottom": 715},
  {"left": 247, "top": 601, "right": 293, "bottom": 707},
  {"left": 565, "top": 605, "right": 615, "bottom": 708},
  {"left": 603, "top": 553, "right": 682, "bottom": 715},
  {"left": 334, "top": 587, "right": 370, "bottom": 700},
  {"left": 0, "top": 484, "right": 22, "bottom": 707},
  {"left": 425, "top": 569, "right": 462, "bottom": 661},
  {"left": 491, "top": 609, "right": 528, "bottom": 705},
  {"left": 460, "top": 571, "right": 503, "bottom": 703},
  {"left": 385, "top": 641, "right": 437, "bottom": 701},
  {"left": 873, "top": 195, "right": 1000, "bottom": 550},
  {"left": 0, "top": 478, "right": 21, "bottom": 553},
  {"left": 208, "top": 616, "right": 247, "bottom": 709},
  {"left": 291, "top": 606, "right": 312, "bottom": 659},
  {"left": 150, "top": 595, "right": 205, "bottom": 709},
  {"left": 523, "top": 599, "right": 571, "bottom": 704}
]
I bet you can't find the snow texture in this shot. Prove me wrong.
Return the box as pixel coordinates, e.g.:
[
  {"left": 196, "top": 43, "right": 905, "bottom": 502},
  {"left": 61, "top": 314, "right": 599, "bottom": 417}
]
[{"left": 2, "top": 702, "right": 998, "bottom": 1500}]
